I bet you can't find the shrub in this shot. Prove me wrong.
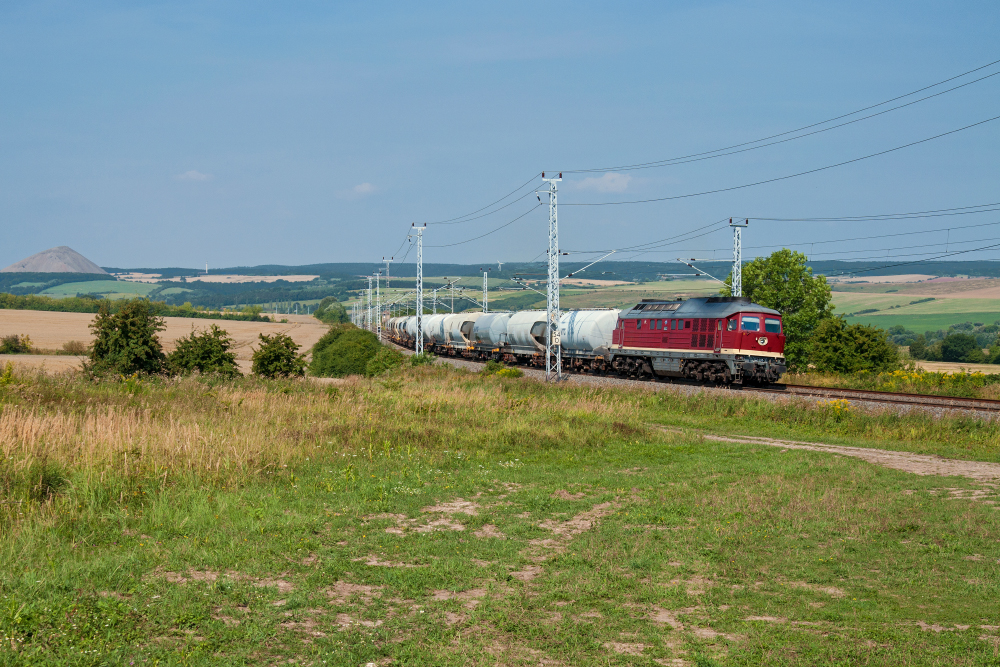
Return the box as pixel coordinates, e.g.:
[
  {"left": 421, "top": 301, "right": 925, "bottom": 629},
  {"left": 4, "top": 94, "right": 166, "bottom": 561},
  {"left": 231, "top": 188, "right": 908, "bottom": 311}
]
[
  {"left": 481, "top": 359, "right": 523, "bottom": 378},
  {"left": 62, "top": 340, "right": 87, "bottom": 354},
  {"left": 409, "top": 352, "right": 436, "bottom": 367},
  {"left": 86, "top": 299, "right": 166, "bottom": 376},
  {"left": 808, "top": 318, "right": 900, "bottom": 374},
  {"left": 940, "top": 333, "right": 983, "bottom": 363},
  {"left": 364, "top": 347, "right": 405, "bottom": 377},
  {"left": 0, "top": 334, "right": 32, "bottom": 354},
  {"left": 310, "top": 326, "right": 380, "bottom": 377},
  {"left": 251, "top": 333, "right": 306, "bottom": 378},
  {"left": 168, "top": 324, "right": 241, "bottom": 377}
]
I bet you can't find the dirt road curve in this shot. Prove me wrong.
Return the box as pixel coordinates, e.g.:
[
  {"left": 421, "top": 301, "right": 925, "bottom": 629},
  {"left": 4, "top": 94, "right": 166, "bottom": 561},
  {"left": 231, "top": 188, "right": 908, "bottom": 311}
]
[
  {"left": 659, "top": 427, "right": 1000, "bottom": 485},
  {"left": 0, "top": 310, "right": 329, "bottom": 374}
]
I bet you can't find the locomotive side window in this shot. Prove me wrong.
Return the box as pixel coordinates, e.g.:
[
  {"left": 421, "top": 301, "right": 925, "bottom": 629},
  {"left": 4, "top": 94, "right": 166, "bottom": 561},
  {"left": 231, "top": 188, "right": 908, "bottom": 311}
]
[
  {"left": 765, "top": 318, "right": 782, "bottom": 333},
  {"left": 727, "top": 319, "right": 737, "bottom": 331},
  {"left": 636, "top": 320, "right": 641, "bottom": 330},
  {"left": 671, "top": 319, "right": 677, "bottom": 330},
  {"left": 741, "top": 316, "right": 760, "bottom": 332}
]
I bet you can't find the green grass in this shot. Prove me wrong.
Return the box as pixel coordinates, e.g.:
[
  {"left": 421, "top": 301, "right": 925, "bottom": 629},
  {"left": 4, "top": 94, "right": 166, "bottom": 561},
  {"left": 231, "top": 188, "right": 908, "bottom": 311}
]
[
  {"left": 40, "top": 280, "right": 159, "bottom": 298},
  {"left": 846, "top": 311, "right": 1000, "bottom": 332},
  {"left": 2, "top": 367, "right": 999, "bottom": 664}
]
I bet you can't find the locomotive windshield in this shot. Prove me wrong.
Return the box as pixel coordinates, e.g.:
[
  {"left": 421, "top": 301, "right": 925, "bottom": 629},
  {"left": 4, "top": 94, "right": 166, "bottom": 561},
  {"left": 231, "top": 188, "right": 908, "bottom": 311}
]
[
  {"left": 765, "top": 317, "right": 782, "bottom": 333},
  {"left": 741, "top": 315, "right": 760, "bottom": 332}
]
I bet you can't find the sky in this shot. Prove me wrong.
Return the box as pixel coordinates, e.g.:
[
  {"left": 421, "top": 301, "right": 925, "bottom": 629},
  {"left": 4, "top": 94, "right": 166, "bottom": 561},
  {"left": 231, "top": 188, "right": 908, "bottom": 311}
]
[{"left": 1, "top": 1, "right": 998, "bottom": 272}]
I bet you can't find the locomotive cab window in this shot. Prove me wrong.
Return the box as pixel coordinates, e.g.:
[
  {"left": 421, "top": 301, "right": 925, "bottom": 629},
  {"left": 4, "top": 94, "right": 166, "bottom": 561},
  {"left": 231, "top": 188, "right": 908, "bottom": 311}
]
[
  {"left": 741, "top": 316, "right": 760, "bottom": 332},
  {"left": 765, "top": 318, "right": 782, "bottom": 333},
  {"left": 727, "top": 319, "right": 737, "bottom": 331}
]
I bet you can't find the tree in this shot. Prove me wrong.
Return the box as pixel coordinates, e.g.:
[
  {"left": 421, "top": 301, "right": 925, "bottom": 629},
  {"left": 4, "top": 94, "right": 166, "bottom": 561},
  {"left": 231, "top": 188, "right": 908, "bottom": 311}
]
[
  {"left": 908, "top": 334, "right": 928, "bottom": 359},
  {"left": 723, "top": 249, "right": 834, "bottom": 369},
  {"left": 808, "top": 318, "right": 900, "bottom": 374},
  {"left": 314, "top": 297, "right": 349, "bottom": 324},
  {"left": 251, "top": 333, "right": 306, "bottom": 378},
  {"left": 940, "top": 333, "right": 983, "bottom": 363},
  {"left": 168, "top": 324, "right": 240, "bottom": 376},
  {"left": 87, "top": 299, "right": 166, "bottom": 375}
]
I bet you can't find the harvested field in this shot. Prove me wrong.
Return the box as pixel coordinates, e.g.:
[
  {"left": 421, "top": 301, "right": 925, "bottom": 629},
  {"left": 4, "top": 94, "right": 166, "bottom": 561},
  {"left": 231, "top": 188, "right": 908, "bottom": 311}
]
[{"left": 0, "top": 310, "right": 329, "bottom": 373}]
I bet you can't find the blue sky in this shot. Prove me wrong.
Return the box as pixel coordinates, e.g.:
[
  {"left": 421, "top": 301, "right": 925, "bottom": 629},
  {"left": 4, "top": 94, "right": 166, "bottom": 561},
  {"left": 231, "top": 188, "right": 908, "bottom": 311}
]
[{"left": 1, "top": 1, "right": 998, "bottom": 271}]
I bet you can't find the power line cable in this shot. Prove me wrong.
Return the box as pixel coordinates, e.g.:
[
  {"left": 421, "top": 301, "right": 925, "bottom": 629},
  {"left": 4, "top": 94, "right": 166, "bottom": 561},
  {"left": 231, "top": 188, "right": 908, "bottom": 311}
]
[
  {"left": 562, "top": 57, "right": 1000, "bottom": 174},
  {"left": 418, "top": 172, "right": 541, "bottom": 225},
  {"left": 749, "top": 202, "right": 1000, "bottom": 222},
  {"left": 425, "top": 203, "right": 544, "bottom": 248},
  {"left": 564, "top": 71, "right": 1000, "bottom": 175},
  {"left": 562, "top": 114, "right": 1000, "bottom": 207}
]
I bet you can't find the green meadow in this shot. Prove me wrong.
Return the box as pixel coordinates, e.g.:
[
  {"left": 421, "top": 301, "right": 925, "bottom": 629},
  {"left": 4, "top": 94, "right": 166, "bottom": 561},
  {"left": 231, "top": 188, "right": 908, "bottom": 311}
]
[{"left": 1, "top": 364, "right": 998, "bottom": 665}]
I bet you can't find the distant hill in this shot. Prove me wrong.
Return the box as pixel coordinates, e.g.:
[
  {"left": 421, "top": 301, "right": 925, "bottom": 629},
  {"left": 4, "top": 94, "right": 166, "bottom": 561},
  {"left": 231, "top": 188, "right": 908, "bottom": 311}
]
[{"left": 2, "top": 246, "right": 107, "bottom": 274}]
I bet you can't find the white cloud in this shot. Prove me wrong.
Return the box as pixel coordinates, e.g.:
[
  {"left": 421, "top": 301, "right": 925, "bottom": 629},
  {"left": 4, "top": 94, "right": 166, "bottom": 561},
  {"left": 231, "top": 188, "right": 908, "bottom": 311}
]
[
  {"left": 337, "top": 182, "right": 378, "bottom": 200},
  {"left": 175, "top": 170, "right": 213, "bottom": 182},
  {"left": 574, "top": 172, "right": 631, "bottom": 193}
]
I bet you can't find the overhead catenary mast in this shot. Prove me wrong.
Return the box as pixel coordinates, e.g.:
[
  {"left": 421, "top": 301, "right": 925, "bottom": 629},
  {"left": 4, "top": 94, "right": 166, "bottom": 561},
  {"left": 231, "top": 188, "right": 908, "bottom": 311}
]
[
  {"left": 542, "top": 172, "right": 563, "bottom": 381},
  {"left": 411, "top": 224, "right": 427, "bottom": 354},
  {"left": 375, "top": 270, "right": 382, "bottom": 341},
  {"left": 730, "top": 218, "right": 749, "bottom": 297}
]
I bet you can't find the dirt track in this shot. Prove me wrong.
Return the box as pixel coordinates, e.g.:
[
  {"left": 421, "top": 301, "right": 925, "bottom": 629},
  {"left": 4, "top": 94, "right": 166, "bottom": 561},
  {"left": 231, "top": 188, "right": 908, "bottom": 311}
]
[{"left": 0, "top": 310, "right": 329, "bottom": 374}]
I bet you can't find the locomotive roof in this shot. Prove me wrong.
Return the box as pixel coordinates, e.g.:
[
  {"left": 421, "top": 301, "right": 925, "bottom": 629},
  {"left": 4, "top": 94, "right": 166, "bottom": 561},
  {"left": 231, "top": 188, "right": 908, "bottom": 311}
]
[{"left": 622, "top": 296, "right": 780, "bottom": 319}]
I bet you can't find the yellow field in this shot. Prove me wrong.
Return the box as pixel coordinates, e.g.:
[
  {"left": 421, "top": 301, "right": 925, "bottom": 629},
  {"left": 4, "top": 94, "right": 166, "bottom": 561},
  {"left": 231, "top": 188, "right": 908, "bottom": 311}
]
[{"left": 0, "top": 311, "right": 328, "bottom": 374}]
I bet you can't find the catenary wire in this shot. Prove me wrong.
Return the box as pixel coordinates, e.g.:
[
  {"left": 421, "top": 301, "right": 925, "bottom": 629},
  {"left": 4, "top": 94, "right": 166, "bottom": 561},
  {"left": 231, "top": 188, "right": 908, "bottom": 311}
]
[
  {"left": 562, "top": 57, "right": 1000, "bottom": 174},
  {"left": 561, "top": 114, "right": 1000, "bottom": 207},
  {"left": 418, "top": 172, "right": 541, "bottom": 225},
  {"left": 424, "top": 203, "right": 543, "bottom": 248},
  {"left": 560, "top": 71, "right": 1000, "bottom": 175},
  {"left": 748, "top": 202, "right": 1000, "bottom": 222}
]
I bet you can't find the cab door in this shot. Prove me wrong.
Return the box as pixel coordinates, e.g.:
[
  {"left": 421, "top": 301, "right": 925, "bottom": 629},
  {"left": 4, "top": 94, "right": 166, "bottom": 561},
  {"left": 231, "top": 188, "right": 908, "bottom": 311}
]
[{"left": 713, "top": 319, "right": 722, "bottom": 352}]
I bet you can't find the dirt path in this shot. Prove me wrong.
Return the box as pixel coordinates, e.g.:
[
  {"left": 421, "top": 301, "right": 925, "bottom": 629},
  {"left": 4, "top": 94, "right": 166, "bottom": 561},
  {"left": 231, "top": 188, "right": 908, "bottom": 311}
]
[{"left": 658, "top": 426, "right": 1000, "bottom": 484}]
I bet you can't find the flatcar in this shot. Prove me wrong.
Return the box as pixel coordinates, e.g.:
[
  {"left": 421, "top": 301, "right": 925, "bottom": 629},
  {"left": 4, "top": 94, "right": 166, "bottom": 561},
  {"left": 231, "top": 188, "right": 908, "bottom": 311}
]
[{"left": 385, "top": 295, "right": 786, "bottom": 385}]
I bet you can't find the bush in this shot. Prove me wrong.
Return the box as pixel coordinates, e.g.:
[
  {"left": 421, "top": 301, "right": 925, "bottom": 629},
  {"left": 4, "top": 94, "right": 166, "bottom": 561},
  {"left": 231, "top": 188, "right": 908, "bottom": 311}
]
[
  {"left": 364, "top": 347, "right": 405, "bottom": 377},
  {"left": 251, "top": 333, "right": 306, "bottom": 378},
  {"left": 808, "top": 318, "right": 900, "bottom": 374},
  {"left": 0, "top": 334, "right": 33, "bottom": 354},
  {"left": 480, "top": 359, "right": 523, "bottom": 378},
  {"left": 940, "top": 333, "right": 983, "bottom": 363},
  {"left": 62, "top": 340, "right": 87, "bottom": 355},
  {"left": 86, "top": 299, "right": 167, "bottom": 376},
  {"left": 168, "top": 324, "right": 241, "bottom": 377},
  {"left": 310, "top": 326, "right": 380, "bottom": 377},
  {"left": 410, "top": 352, "right": 436, "bottom": 367}
]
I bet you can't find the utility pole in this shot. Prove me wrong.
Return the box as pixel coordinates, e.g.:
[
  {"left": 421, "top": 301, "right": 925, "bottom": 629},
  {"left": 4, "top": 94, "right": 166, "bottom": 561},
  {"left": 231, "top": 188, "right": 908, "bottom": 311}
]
[
  {"left": 480, "top": 268, "right": 490, "bottom": 313},
  {"left": 411, "top": 224, "right": 426, "bottom": 354},
  {"left": 542, "top": 172, "right": 563, "bottom": 381},
  {"left": 366, "top": 276, "right": 373, "bottom": 331},
  {"left": 375, "top": 271, "right": 382, "bottom": 341},
  {"left": 730, "top": 218, "right": 749, "bottom": 297}
]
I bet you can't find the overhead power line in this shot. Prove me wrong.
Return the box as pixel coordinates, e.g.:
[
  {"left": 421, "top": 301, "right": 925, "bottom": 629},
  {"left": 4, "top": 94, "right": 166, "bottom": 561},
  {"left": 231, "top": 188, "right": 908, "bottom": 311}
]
[
  {"left": 562, "top": 114, "right": 1000, "bottom": 207},
  {"left": 425, "top": 203, "right": 543, "bottom": 248},
  {"left": 562, "top": 57, "right": 1000, "bottom": 174},
  {"left": 418, "top": 173, "right": 541, "bottom": 225},
  {"left": 749, "top": 201, "right": 1000, "bottom": 222}
]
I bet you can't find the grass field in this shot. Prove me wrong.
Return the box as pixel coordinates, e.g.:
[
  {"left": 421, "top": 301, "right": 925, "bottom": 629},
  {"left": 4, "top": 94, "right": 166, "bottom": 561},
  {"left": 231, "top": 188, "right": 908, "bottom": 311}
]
[
  {"left": 39, "top": 280, "right": 160, "bottom": 299},
  {"left": 1, "top": 365, "right": 999, "bottom": 664},
  {"left": 845, "top": 312, "right": 1000, "bottom": 332}
]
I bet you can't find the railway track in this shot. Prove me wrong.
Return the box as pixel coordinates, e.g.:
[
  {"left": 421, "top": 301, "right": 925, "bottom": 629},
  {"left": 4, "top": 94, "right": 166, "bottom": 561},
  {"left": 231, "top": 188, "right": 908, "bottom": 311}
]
[
  {"left": 748, "top": 383, "right": 1000, "bottom": 413},
  {"left": 392, "top": 342, "right": 1000, "bottom": 415}
]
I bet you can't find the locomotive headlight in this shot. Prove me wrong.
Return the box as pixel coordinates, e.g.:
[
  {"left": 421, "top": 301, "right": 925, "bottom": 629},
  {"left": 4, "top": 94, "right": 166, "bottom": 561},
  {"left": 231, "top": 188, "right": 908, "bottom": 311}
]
[{"left": 757, "top": 336, "right": 768, "bottom": 345}]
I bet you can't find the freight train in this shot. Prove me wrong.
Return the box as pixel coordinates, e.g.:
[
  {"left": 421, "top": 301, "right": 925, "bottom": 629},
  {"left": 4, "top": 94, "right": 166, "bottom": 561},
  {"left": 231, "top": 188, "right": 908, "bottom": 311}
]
[{"left": 385, "top": 296, "right": 786, "bottom": 385}]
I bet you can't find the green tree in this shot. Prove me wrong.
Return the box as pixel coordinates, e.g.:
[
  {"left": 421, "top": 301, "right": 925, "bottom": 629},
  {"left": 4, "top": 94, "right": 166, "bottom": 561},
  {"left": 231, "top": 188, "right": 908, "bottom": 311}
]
[
  {"left": 723, "top": 249, "right": 834, "bottom": 369},
  {"left": 87, "top": 299, "right": 166, "bottom": 375},
  {"left": 940, "top": 333, "right": 983, "bottom": 363},
  {"left": 908, "top": 334, "right": 927, "bottom": 359},
  {"left": 364, "top": 346, "right": 405, "bottom": 376},
  {"left": 314, "top": 297, "right": 349, "bottom": 324},
  {"left": 808, "top": 318, "right": 900, "bottom": 374},
  {"left": 168, "top": 324, "right": 241, "bottom": 377},
  {"left": 251, "top": 333, "right": 306, "bottom": 378}
]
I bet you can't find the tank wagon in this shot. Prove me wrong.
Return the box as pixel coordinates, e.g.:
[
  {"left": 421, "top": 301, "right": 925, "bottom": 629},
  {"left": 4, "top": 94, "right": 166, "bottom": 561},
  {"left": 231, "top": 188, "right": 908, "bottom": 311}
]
[{"left": 385, "top": 296, "right": 786, "bottom": 385}]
